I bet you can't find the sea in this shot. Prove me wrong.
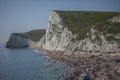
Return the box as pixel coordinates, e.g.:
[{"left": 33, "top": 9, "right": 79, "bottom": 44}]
[{"left": 0, "top": 44, "right": 74, "bottom": 80}]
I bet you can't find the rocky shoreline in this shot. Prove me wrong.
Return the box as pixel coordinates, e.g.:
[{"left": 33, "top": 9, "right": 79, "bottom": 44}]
[{"left": 37, "top": 48, "right": 120, "bottom": 80}]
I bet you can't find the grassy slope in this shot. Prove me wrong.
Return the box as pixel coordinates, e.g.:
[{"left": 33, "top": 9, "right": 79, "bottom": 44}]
[
  {"left": 15, "top": 29, "right": 46, "bottom": 42},
  {"left": 56, "top": 11, "right": 120, "bottom": 39},
  {"left": 56, "top": 11, "right": 120, "bottom": 33},
  {"left": 95, "top": 21, "right": 120, "bottom": 34}
]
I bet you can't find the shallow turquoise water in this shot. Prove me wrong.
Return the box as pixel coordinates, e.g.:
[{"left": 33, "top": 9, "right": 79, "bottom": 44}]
[{"left": 0, "top": 44, "right": 74, "bottom": 80}]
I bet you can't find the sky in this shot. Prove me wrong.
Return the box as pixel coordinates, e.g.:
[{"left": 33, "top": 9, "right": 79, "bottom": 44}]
[{"left": 0, "top": 0, "right": 120, "bottom": 43}]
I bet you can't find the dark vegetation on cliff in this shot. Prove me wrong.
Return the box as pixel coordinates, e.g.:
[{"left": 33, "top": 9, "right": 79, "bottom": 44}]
[
  {"left": 16, "top": 29, "right": 46, "bottom": 42},
  {"left": 56, "top": 11, "right": 120, "bottom": 40}
]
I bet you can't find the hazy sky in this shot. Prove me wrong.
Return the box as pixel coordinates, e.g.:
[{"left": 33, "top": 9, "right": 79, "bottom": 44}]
[{"left": 0, "top": 0, "right": 120, "bottom": 43}]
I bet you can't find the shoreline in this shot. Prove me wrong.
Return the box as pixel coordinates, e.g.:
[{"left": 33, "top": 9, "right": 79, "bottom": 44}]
[{"left": 37, "top": 48, "right": 120, "bottom": 80}]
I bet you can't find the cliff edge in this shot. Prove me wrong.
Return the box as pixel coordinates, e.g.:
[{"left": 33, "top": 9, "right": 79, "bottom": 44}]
[
  {"left": 6, "top": 33, "right": 29, "bottom": 48},
  {"left": 37, "top": 11, "right": 120, "bottom": 53},
  {"left": 6, "top": 29, "right": 46, "bottom": 48}
]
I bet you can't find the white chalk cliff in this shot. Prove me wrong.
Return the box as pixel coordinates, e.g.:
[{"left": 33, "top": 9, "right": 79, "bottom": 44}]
[
  {"left": 6, "top": 33, "right": 30, "bottom": 48},
  {"left": 6, "top": 11, "right": 120, "bottom": 53},
  {"left": 6, "top": 29, "right": 46, "bottom": 48},
  {"left": 37, "top": 11, "right": 120, "bottom": 53}
]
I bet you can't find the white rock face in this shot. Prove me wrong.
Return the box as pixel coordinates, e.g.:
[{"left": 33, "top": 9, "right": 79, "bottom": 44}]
[
  {"left": 37, "top": 11, "right": 120, "bottom": 53},
  {"left": 44, "top": 11, "right": 73, "bottom": 51},
  {"left": 71, "top": 28, "right": 120, "bottom": 53},
  {"left": 36, "top": 34, "right": 46, "bottom": 49},
  {"left": 6, "top": 33, "right": 29, "bottom": 48},
  {"left": 110, "top": 15, "right": 120, "bottom": 23},
  {"left": 29, "top": 40, "right": 37, "bottom": 48}
]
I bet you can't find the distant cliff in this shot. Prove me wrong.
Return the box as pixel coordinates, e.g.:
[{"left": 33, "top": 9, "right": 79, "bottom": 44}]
[
  {"left": 37, "top": 11, "right": 120, "bottom": 53},
  {"left": 6, "top": 33, "right": 29, "bottom": 48},
  {"left": 6, "top": 29, "right": 46, "bottom": 48}
]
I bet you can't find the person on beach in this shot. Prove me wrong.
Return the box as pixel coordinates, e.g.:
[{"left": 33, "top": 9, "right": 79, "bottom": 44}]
[{"left": 83, "top": 75, "right": 90, "bottom": 80}]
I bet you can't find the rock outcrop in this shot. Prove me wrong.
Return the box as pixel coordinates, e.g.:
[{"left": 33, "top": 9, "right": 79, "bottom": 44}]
[
  {"left": 6, "top": 33, "right": 29, "bottom": 48},
  {"left": 6, "top": 29, "right": 46, "bottom": 48},
  {"left": 37, "top": 11, "right": 120, "bottom": 53},
  {"left": 45, "top": 11, "right": 73, "bottom": 51}
]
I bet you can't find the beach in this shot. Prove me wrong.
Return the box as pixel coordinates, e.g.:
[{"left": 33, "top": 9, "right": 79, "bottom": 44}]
[{"left": 38, "top": 48, "right": 120, "bottom": 80}]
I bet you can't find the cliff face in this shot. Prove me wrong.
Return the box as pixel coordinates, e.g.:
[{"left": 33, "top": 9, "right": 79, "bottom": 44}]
[
  {"left": 45, "top": 11, "right": 73, "bottom": 51},
  {"left": 6, "top": 33, "right": 29, "bottom": 48},
  {"left": 38, "top": 11, "right": 120, "bottom": 53},
  {"left": 6, "top": 11, "right": 120, "bottom": 53},
  {"left": 67, "top": 27, "right": 120, "bottom": 53},
  {"left": 6, "top": 29, "right": 46, "bottom": 48}
]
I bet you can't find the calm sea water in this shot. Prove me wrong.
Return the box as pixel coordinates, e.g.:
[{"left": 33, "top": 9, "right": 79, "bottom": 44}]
[{"left": 0, "top": 44, "right": 74, "bottom": 80}]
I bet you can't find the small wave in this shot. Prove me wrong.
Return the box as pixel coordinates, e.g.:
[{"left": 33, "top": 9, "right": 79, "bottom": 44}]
[{"left": 44, "top": 56, "right": 51, "bottom": 59}]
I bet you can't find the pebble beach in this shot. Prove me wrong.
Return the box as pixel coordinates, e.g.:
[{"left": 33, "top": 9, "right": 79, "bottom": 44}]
[{"left": 40, "top": 49, "right": 120, "bottom": 80}]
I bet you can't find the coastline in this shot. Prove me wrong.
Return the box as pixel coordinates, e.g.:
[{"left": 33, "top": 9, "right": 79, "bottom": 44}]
[{"left": 37, "top": 48, "right": 120, "bottom": 80}]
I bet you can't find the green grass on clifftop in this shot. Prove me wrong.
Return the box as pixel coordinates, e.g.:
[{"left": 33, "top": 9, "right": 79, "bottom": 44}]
[
  {"left": 16, "top": 29, "right": 46, "bottom": 42},
  {"left": 56, "top": 11, "right": 120, "bottom": 33},
  {"left": 95, "top": 21, "right": 120, "bottom": 34},
  {"left": 56, "top": 11, "right": 120, "bottom": 39}
]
